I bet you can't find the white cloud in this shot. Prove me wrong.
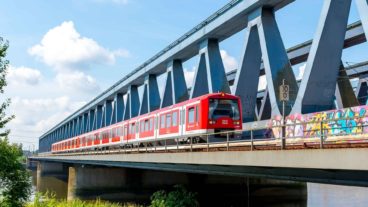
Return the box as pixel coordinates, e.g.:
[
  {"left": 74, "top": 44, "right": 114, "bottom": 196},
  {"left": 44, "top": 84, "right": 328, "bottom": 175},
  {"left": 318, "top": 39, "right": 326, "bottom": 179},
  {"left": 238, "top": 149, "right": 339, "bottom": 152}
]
[
  {"left": 7, "top": 65, "right": 42, "bottom": 86},
  {"left": 220, "top": 50, "right": 238, "bottom": 72},
  {"left": 297, "top": 63, "right": 306, "bottom": 80},
  {"left": 184, "top": 67, "right": 196, "bottom": 88},
  {"left": 7, "top": 96, "right": 86, "bottom": 148},
  {"left": 56, "top": 71, "right": 100, "bottom": 93},
  {"left": 28, "top": 21, "right": 130, "bottom": 72},
  {"left": 258, "top": 75, "right": 267, "bottom": 90},
  {"left": 182, "top": 50, "right": 237, "bottom": 89}
]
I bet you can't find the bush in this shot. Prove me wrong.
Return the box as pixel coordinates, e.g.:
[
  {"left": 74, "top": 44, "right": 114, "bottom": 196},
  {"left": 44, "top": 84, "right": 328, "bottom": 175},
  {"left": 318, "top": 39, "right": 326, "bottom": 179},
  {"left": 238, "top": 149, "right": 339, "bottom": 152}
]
[{"left": 150, "top": 185, "right": 198, "bottom": 207}]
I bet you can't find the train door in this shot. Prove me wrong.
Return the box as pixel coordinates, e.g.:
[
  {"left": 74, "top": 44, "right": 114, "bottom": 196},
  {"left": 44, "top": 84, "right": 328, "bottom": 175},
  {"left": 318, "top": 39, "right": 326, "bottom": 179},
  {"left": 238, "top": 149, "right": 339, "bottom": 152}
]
[
  {"left": 124, "top": 124, "right": 128, "bottom": 142},
  {"left": 129, "top": 122, "right": 136, "bottom": 140},
  {"left": 76, "top": 138, "right": 80, "bottom": 148},
  {"left": 112, "top": 127, "right": 121, "bottom": 142},
  {"left": 82, "top": 136, "right": 86, "bottom": 147},
  {"left": 186, "top": 104, "right": 200, "bottom": 131}
]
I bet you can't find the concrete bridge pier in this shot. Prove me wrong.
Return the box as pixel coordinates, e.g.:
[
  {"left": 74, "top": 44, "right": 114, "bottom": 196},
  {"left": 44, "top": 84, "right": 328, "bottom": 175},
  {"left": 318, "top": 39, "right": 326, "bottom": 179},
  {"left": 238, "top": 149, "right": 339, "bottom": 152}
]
[
  {"left": 67, "top": 165, "right": 129, "bottom": 201},
  {"left": 36, "top": 161, "right": 69, "bottom": 199},
  {"left": 67, "top": 166, "right": 186, "bottom": 202},
  {"left": 66, "top": 165, "right": 193, "bottom": 202}
]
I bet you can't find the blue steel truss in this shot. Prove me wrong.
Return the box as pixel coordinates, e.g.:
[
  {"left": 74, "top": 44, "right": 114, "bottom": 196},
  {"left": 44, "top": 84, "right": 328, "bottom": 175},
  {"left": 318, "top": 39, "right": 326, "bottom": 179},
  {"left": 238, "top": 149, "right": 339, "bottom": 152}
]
[{"left": 39, "top": 0, "right": 368, "bottom": 152}]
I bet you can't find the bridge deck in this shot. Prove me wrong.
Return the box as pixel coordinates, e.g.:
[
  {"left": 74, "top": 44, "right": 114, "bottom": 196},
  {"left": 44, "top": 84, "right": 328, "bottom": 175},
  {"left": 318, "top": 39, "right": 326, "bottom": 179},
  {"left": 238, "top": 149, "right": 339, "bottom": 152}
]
[{"left": 33, "top": 146, "right": 368, "bottom": 186}]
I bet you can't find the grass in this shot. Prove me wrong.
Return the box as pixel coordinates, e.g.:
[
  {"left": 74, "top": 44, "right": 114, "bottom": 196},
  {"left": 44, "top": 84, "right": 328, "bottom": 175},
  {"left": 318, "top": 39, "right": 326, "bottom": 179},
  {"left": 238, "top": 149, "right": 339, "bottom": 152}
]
[{"left": 26, "top": 193, "right": 142, "bottom": 207}]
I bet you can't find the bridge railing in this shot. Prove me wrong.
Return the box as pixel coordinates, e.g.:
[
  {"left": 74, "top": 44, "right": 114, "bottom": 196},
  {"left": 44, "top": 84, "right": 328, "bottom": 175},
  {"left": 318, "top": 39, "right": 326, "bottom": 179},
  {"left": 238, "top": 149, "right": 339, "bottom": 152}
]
[{"left": 40, "top": 115, "right": 368, "bottom": 157}]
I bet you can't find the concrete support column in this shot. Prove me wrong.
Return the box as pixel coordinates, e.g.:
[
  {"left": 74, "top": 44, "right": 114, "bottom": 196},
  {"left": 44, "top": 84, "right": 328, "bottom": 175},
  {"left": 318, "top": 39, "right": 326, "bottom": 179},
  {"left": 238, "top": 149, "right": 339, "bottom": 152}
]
[
  {"left": 124, "top": 85, "right": 140, "bottom": 120},
  {"left": 67, "top": 166, "right": 129, "bottom": 201},
  {"left": 190, "top": 39, "right": 231, "bottom": 98},
  {"left": 140, "top": 74, "right": 161, "bottom": 115},
  {"left": 292, "top": 0, "right": 352, "bottom": 114},
  {"left": 37, "top": 161, "right": 68, "bottom": 199},
  {"left": 66, "top": 166, "right": 197, "bottom": 202},
  {"left": 161, "top": 60, "right": 189, "bottom": 108}
]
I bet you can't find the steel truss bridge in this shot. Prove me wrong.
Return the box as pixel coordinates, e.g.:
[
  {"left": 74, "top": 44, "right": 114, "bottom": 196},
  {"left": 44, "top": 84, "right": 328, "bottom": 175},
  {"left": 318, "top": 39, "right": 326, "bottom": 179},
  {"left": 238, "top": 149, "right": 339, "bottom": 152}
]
[{"left": 39, "top": 0, "right": 368, "bottom": 154}]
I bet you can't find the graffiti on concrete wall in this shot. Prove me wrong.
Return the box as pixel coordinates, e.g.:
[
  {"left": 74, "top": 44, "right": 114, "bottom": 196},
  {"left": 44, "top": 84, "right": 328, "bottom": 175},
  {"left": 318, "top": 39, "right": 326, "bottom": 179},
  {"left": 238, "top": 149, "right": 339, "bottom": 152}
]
[{"left": 270, "top": 106, "right": 368, "bottom": 138}]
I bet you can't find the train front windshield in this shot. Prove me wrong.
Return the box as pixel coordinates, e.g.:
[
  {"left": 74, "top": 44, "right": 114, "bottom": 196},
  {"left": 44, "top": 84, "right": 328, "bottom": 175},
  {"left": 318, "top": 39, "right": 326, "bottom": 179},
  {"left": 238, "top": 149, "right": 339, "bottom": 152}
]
[{"left": 208, "top": 98, "right": 240, "bottom": 120}]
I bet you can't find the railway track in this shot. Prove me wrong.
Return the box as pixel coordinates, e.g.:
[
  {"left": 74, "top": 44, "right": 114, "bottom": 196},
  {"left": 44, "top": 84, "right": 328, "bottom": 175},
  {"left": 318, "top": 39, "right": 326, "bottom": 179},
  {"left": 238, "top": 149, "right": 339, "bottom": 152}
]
[{"left": 40, "top": 134, "right": 368, "bottom": 157}]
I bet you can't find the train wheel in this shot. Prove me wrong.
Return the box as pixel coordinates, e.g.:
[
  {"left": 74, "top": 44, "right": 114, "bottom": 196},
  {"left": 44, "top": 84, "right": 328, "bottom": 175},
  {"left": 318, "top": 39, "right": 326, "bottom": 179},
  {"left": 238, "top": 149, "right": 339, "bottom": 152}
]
[{"left": 186, "top": 137, "right": 200, "bottom": 144}]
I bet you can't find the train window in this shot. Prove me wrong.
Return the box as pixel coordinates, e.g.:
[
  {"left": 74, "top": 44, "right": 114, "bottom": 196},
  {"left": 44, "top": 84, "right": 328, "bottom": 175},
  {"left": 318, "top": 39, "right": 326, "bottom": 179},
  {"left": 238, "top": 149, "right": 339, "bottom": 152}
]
[
  {"left": 124, "top": 126, "right": 128, "bottom": 136},
  {"left": 130, "top": 123, "right": 135, "bottom": 134},
  {"left": 188, "top": 107, "right": 195, "bottom": 123},
  {"left": 145, "top": 119, "right": 149, "bottom": 131},
  {"left": 140, "top": 121, "right": 144, "bottom": 132},
  {"left": 181, "top": 109, "right": 185, "bottom": 125},
  {"left": 150, "top": 118, "right": 153, "bottom": 131},
  {"left": 208, "top": 99, "right": 240, "bottom": 120},
  {"left": 118, "top": 127, "right": 123, "bottom": 136},
  {"left": 160, "top": 115, "right": 165, "bottom": 128},
  {"left": 166, "top": 113, "right": 172, "bottom": 128},
  {"left": 172, "top": 111, "right": 177, "bottom": 126}
]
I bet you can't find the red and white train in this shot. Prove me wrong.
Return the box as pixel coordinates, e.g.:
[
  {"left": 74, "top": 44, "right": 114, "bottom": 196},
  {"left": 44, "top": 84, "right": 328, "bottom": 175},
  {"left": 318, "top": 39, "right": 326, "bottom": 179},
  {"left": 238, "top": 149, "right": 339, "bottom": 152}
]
[{"left": 51, "top": 93, "right": 242, "bottom": 153}]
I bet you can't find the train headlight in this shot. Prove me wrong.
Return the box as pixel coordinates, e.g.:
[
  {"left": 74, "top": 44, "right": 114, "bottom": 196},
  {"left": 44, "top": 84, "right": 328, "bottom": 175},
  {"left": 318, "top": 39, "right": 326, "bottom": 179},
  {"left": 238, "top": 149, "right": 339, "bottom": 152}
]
[{"left": 209, "top": 120, "right": 215, "bottom": 124}]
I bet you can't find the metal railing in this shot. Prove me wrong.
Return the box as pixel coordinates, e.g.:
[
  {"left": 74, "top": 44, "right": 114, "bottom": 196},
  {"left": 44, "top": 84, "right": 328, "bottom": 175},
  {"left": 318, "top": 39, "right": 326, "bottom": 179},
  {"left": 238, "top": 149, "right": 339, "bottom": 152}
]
[{"left": 38, "top": 115, "right": 368, "bottom": 157}]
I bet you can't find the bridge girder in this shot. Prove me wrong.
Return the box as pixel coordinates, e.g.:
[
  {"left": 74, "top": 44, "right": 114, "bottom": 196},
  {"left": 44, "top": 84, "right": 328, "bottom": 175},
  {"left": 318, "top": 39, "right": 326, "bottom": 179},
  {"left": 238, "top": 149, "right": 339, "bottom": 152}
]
[{"left": 39, "top": 0, "right": 368, "bottom": 153}]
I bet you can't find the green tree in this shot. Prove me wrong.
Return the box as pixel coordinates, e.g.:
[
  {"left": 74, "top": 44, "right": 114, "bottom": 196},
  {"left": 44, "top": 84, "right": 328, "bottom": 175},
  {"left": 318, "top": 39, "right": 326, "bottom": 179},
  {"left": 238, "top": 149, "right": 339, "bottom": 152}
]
[{"left": 0, "top": 37, "right": 31, "bottom": 207}]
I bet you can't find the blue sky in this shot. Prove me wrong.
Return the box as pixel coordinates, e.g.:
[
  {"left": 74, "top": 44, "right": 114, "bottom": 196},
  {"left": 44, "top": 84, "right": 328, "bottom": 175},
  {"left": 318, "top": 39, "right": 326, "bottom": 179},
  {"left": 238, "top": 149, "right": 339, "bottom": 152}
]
[{"left": 1, "top": 0, "right": 366, "bottom": 150}]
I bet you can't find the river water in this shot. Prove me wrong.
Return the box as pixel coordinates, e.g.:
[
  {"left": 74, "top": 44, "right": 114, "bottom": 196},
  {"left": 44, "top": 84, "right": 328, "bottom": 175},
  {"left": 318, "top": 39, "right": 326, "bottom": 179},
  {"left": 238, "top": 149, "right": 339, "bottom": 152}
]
[{"left": 30, "top": 170, "right": 368, "bottom": 207}]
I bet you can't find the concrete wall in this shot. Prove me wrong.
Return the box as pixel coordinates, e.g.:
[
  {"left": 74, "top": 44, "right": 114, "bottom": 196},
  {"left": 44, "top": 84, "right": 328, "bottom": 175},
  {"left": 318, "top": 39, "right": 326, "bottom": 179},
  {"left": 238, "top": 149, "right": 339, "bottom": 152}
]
[{"left": 36, "top": 161, "right": 69, "bottom": 199}]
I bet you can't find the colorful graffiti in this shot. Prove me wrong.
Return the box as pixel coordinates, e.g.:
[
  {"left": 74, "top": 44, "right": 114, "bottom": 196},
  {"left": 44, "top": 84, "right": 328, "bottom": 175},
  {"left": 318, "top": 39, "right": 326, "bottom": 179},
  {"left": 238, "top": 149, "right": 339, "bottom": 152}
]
[{"left": 270, "top": 105, "right": 368, "bottom": 138}]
